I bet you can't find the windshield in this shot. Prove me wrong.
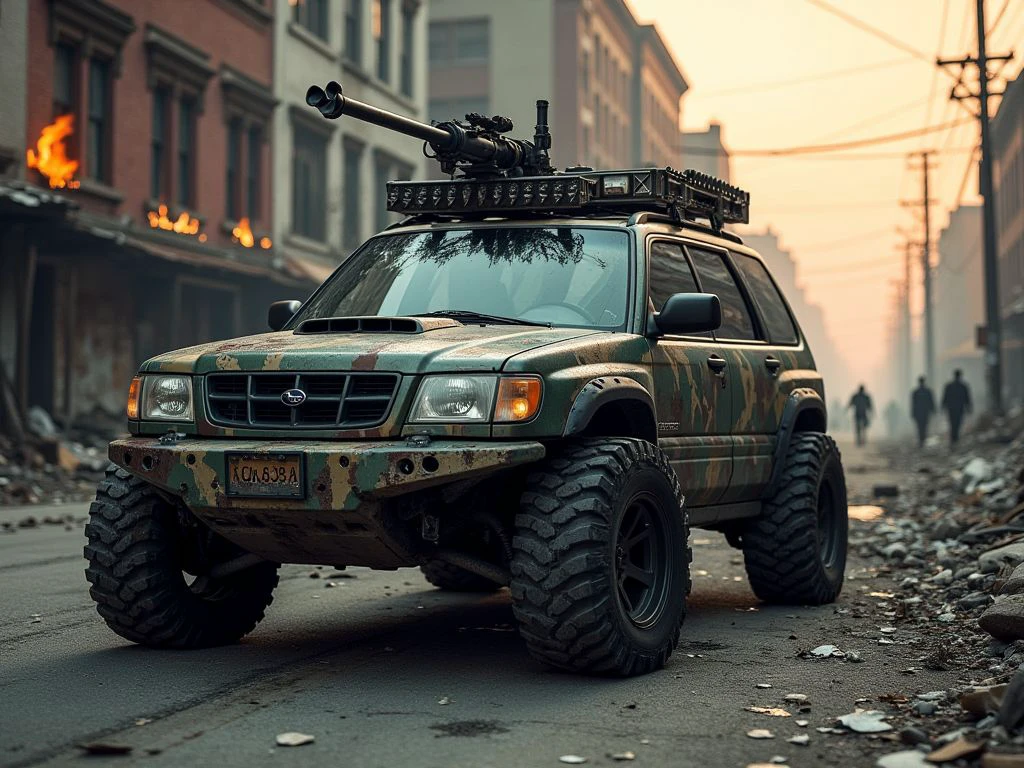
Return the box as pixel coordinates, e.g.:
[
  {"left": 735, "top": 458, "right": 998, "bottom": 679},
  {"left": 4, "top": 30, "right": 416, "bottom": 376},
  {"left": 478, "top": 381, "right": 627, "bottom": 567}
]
[{"left": 291, "top": 227, "right": 631, "bottom": 330}]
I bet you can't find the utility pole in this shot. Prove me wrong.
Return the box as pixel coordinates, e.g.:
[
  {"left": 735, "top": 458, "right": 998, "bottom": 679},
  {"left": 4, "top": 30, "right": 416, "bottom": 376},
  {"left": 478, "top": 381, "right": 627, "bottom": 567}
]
[
  {"left": 937, "top": 0, "right": 1014, "bottom": 414},
  {"left": 901, "top": 153, "right": 936, "bottom": 384}
]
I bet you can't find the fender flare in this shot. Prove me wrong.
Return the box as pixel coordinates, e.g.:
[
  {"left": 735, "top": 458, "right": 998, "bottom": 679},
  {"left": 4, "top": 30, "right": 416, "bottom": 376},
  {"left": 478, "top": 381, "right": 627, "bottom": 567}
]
[
  {"left": 562, "top": 377, "right": 657, "bottom": 440},
  {"left": 764, "top": 388, "right": 828, "bottom": 497}
]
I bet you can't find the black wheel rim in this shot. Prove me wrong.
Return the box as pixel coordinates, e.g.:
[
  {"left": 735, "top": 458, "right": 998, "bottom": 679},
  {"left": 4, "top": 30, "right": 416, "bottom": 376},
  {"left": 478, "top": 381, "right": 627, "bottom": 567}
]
[
  {"left": 614, "top": 492, "right": 670, "bottom": 629},
  {"left": 817, "top": 479, "right": 839, "bottom": 569}
]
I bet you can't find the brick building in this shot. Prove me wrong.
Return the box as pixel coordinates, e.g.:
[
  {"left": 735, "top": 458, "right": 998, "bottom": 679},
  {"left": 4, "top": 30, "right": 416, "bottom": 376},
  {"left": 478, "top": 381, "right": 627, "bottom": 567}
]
[
  {"left": 992, "top": 69, "right": 1024, "bottom": 406},
  {"left": 0, "top": 0, "right": 314, "bottom": 431},
  {"left": 935, "top": 204, "right": 985, "bottom": 406},
  {"left": 427, "top": 0, "right": 686, "bottom": 172}
]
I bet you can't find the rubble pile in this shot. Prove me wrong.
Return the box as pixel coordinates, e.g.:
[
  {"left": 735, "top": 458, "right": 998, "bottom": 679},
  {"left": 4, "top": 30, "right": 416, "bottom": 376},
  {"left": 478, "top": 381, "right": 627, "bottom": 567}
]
[
  {"left": 846, "top": 417, "right": 1024, "bottom": 766},
  {"left": 0, "top": 406, "right": 121, "bottom": 506}
]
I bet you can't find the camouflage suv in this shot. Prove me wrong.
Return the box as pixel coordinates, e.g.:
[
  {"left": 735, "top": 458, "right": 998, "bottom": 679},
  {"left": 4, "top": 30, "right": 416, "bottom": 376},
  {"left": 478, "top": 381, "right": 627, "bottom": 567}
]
[{"left": 86, "top": 209, "right": 847, "bottom": 676}]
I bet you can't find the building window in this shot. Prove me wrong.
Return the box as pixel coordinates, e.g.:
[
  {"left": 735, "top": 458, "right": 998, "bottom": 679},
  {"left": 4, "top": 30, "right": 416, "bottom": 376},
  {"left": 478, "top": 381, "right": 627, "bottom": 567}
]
[
  {"left": 581, "top": 49, "right": 590, "bottom": 96},
  {"left": 53, "top": 43, "right": 78, "bottom": 117},
  {"left": 247, "top": 125, "right": 262, "bottom": 222},
  {"left": 428, "top": 19, "right": 488, "bottom": 66},
  {"left": 374, "top": 0, "right": 391, "bottom": 82},
  {"left": 177, "top": 96, "right": 196, "bottom": 206},
  {"left": 292, "top": 124, "right": 327, "bottom": 241},
  {"left": 86, "top": 57, "right": 112, "bottom": 183},
  {"left": 345, "top": 0, "right": 362, "bottom": 64},
  {"left": 151, "top": 87, "right": 170, "bottom": 200},
  {"left": 343, "top": 140, "right": 363, "bottom": 249},
  {"left": 295, "top": 0, "right": 329, "bottom": 40},
  {"left": 226, "top": 117, "right": 242, "bottom": 219},
  {"left": 400, "top": 2, "right": 415, "bottom": 97}
]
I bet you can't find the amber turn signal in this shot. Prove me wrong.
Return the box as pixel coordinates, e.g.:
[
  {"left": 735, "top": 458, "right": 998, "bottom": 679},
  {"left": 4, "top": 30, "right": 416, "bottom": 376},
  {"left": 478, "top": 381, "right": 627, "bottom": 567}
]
[
  {"left": 126, "top": 376, "right": 142, "bottom": 419},
  {"left": 494, "top": 377, "right": 542, "bottom": 422}
]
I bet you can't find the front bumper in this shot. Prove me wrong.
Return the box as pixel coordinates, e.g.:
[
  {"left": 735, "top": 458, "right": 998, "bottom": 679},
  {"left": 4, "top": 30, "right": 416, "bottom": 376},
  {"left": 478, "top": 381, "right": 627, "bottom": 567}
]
[{"left": 109, "top": 437, "right": 546, "bottom": 513}]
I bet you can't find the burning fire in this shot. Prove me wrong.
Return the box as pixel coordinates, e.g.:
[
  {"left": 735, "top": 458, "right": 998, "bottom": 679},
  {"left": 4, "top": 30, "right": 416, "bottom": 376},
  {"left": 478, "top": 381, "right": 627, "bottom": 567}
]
[
  {"left": 232, "top": 217, "right": 272, "bottom": 249},
  {"left": 147, "top": 204, "right": 202, "bottom": 236},
  {"left": 26, "top": 115, "right": 79, "bottom": 189}
]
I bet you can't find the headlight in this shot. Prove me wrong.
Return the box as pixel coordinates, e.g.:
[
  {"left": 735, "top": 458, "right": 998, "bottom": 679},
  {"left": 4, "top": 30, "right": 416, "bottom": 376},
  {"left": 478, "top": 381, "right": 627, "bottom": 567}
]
[
  {"left": 142, "top": 375, "right": 194, "bottom": 421},
  {"left": 409, "top": 376, "right": 497, "bottom": 422}
]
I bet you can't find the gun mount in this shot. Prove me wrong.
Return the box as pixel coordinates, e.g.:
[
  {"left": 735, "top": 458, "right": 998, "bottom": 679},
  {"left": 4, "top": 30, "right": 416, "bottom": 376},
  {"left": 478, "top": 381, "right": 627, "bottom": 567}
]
[
  {"left": 306, "top": 80, "right": 552, "bottom": 179},
  {"left": 305, "top": 81, "right": 749, "bottom": 230}
]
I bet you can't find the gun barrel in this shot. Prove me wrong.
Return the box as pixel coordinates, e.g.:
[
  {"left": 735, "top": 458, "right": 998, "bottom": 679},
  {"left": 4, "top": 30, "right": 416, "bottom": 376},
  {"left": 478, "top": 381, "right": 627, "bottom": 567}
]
[{"left": 306, "top": 81, "right": 516, "bottom": 167}]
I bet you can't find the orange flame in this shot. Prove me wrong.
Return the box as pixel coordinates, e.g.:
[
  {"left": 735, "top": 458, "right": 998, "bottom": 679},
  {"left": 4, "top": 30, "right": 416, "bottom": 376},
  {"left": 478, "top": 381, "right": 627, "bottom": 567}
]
[
  {"left": 147, "top": 204, "right": 202, "bottom": 235},
  {"left": 232, "top": 217, "right": 273, "bottom": 249},
  {"left": 26, "top": 114, "right": 80, "bottom": 189}
]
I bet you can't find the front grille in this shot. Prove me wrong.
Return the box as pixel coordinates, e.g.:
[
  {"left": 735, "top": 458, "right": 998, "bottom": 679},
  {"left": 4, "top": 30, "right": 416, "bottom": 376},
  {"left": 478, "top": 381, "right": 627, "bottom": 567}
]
[{"left": 206, "top": 373, "right": 400, "bottom": 429}]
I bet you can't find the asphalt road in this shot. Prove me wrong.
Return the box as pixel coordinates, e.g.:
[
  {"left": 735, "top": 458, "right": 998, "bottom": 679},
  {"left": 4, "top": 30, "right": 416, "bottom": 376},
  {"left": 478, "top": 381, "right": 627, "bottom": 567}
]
[{"left": 1, "top": 439, "right": 952, "bottom": 768}]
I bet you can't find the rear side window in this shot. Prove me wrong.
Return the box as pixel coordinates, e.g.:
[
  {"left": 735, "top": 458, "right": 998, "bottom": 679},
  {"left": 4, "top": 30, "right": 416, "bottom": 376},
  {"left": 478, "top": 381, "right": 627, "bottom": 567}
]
[
  {"left": 686, "top": 246, "right": 757, "bottom": 340},
  {"left": 648, "top": 240, "right": 700, "bottom": 309},
  {"left": 733, "top": 253, "right": 800, "bottom": 345}
]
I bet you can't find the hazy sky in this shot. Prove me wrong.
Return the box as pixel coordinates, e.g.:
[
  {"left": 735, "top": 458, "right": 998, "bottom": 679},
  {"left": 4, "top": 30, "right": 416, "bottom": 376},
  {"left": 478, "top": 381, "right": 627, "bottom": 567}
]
[{"left": 628, "top": 0, "right": 1023, "bottom": 392}]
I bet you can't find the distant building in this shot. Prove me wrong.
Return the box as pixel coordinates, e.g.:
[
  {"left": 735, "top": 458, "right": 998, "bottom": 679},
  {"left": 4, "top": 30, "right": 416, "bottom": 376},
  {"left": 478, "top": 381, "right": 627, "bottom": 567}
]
[
  {"left": 935, "top": 204, "right": 984, "bottom": 405},
  {"left": 992, "top": 69, "right": 1024, "bottom": 406},
  {"left": 682, "top": 121, "right": 730, "bottom": 183},
  {"left": 737, "top": 227, "right": 851, "bottom": 400},
  {"left": 0, "top": 0, "right": 28, "bottom": 179},
  {"left": 272, "top": 0, "right": 427, "bottom": 283},
  {"left": 0, "top": 0, "right": 310, "bottom": 427},
  {"left": 427, "top": 0, "right": 687, "bottom": 171}
]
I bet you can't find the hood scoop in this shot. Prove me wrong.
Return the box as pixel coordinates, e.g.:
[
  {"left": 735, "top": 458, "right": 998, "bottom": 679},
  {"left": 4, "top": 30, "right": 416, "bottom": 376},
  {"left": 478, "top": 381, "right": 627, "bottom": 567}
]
[{"left": 294, "top": 316, "right": 462, "bottom": 335}]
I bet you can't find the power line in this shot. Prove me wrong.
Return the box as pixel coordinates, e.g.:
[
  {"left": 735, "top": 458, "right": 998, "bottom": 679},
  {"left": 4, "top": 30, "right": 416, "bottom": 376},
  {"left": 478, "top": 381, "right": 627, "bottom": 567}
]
[
  {"left": 803, "top": 0, "right": 935, "bottom": 63},
  {"left": 921, "top": 0, "right": 951, "bottom": 149},
  {"left": 697, "top": 57, "right": 915, "bottom": 98},
  {"left": 730, "top": 118, "right": 973, "bottom": 156},
  {"left": 811, "top": 96, "right": 933, "bottom": 143}
]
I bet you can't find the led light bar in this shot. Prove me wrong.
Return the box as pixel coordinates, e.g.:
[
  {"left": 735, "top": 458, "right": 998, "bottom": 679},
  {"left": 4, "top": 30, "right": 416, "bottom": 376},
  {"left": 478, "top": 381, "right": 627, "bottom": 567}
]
[
  {"left": 386, "top": 174, "right": 596, "bottom": 215},
  {"left": 386, "top": 167, "right": 750, "bottom": 228}
]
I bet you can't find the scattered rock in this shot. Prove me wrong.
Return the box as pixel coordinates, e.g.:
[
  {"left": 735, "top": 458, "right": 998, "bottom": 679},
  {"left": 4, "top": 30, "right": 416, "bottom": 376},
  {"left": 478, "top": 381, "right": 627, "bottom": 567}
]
[
  {"left": 927, "top": 737, "right": 985, "bottom": 762},
  {"left": 783, "top": 694, "right": 808, "bottom": 704},
  {"left": 837, "top": 710, "right": 892, "bottom": 733},
  {"left": 911, "top": 701, "right": 937, "bottom": 716},
  {"left": 559, "top": 756, "right": 587, "bottom": 764},
  {"left": 275, "top": 732, "right": 315, "bottom": 747},
  {"left": 745, "top": 707, "right": 791, "bottom": 717},
  {"left": 609, "top": 752, "right": 635, "bottom": 761},
  {"left": 980, "top": 596, "right": 1024, "bottom": 641},
  {"left": 899, "top": 726, "right": 931, "bottom": 745},
  {"left": 875, "top": 750, "right": 932, "bottom": 768},
  {"left": 786, "top": 734, "right": 810, "bottom": 746},
  {"left": 747, "top": 729, "right": 775, "bottom": 739},
  {"left": 810, "top": 644, "right": 842, "bottom": 657},
  {"left": 981, "top": 543, "right": 1024, "bottom": 574},
  {"left": 983, "top": 752, "right": 1024, "bottom": 767}
]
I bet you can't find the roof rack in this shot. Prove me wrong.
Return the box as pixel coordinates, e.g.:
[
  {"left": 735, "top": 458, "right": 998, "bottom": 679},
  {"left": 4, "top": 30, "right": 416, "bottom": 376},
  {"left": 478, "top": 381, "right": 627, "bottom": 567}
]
[{"left": 385, "top": 167, "right": 749, "bottom": 231}]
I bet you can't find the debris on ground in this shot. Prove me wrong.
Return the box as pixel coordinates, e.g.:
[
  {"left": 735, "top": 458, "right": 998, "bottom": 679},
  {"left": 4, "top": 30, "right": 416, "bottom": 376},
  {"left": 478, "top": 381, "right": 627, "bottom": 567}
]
[
  {"left": 0, "top": 410, "right": 121, "bottom": 507},
  {"left": 745, "top": 707, "right": 791, "bottom": 717},
  {"left": 559, "top": 756, "right": 587, "bottom": 764},
  {"left": 76, "top": 742, "right": 133, "bottom": 755},
  {"left": 747, "top": 729, "right": 775, "bottom": 739},
  {"left": 274, "top": 732, "right": 315, "bottom": 747},
  {"left": 844, "top": 414, "right": 1024, "bottom": 766}
]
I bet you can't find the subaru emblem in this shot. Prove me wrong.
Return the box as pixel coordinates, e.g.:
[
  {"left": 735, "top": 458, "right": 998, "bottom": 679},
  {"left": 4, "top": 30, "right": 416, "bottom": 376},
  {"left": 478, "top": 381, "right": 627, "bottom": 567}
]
[{"left": 281, "top": 388, "right": 306, "bottom": 406}]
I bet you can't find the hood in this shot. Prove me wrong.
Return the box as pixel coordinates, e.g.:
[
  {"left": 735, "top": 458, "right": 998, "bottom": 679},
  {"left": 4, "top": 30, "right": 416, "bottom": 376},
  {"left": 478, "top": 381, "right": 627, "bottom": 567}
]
[{"left": 141, "top": 323, "right": 603, "bottom": 375}]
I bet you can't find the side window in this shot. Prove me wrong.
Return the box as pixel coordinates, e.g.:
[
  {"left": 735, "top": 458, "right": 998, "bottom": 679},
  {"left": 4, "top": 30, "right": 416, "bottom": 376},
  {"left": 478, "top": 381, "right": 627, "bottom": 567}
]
[
  {"left": 648, "top": 240, "right": 700, "bottom": 310},
  {"left": 686, "top": 246, "right": 757, "bottom": 341},
  {"left": 733, "top": 253, "right": 800, "bottom": 345}
]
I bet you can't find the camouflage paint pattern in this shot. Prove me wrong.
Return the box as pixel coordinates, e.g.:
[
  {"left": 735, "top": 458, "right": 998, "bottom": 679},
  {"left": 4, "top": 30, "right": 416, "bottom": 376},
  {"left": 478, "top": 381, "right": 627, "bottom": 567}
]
[
  {"left": 107, "top": 436, "right": 545, "bottom": 566},
  {"left": 115, "top": 216, "right": 831, "bottom": 558}
]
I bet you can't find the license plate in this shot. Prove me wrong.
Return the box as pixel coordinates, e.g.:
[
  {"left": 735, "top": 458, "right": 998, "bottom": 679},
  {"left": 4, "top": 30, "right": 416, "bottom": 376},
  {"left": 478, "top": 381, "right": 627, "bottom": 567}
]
[{"left": 226, "top": 453, "right": 304, "bottom": 498}]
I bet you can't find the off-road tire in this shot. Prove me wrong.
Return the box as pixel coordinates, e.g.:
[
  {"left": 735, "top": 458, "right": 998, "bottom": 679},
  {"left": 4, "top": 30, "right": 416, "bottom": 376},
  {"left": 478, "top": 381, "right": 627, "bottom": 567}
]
[
  {"left": 510, "top": 438, "right": 689, "bottom": 676},
  {"left": 742, "top": 432, "right": 847, "bottom": 605},
  {"left": 84, "top": 466, "right": 279, "bottom": 648},
  {"left": 420, "top": 559, "right": 503, "bottom": 592}
]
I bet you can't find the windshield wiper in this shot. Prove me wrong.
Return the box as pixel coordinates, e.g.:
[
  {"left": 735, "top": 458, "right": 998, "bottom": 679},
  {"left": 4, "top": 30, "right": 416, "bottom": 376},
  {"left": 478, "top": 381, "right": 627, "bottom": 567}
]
[{"left": 413, "top": 310, "right": 551, "bottom": 327}]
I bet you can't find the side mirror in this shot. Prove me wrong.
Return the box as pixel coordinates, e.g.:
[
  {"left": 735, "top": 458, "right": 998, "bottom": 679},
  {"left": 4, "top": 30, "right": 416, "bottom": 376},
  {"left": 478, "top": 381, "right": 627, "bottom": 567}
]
[
  {"left": 648, "top": 293, "right": 721, "bottom": 336},
  {"left": 268, "top": 300, "right": 302, "bottom": 331}
]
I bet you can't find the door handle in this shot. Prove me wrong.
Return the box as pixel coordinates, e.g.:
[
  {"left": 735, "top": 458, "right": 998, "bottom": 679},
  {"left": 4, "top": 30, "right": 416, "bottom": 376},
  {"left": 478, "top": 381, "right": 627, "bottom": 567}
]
[
  {"left": 706, "top": 355, "right": 727, "bottom": 376},
  {"left": 765, "top": 356, "right": 782, "bottom": 375}
]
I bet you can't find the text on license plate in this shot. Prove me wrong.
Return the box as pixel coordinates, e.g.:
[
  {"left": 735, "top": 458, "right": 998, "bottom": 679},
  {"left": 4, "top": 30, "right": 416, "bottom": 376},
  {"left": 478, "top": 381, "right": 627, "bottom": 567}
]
[{"left": 226, "top": 453, "right": 304, "bottom": 498}]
